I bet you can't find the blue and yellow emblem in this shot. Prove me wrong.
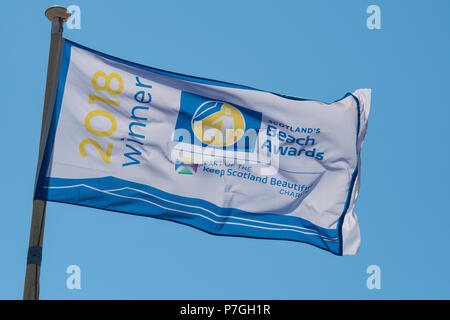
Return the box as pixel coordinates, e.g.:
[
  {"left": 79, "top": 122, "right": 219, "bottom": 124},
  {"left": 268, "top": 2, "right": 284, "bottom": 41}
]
[
  {"left": 192, "top": 101, "right": 245, "bottom": 147},
  {"left": 175, "top": 92, "right": 262, "bottom": 151}
]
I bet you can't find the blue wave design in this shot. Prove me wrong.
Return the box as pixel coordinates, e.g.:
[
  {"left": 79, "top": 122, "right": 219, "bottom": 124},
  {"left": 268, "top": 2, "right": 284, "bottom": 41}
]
[{"left": 35, "top": 176, "right": 340, "bottom": 254}]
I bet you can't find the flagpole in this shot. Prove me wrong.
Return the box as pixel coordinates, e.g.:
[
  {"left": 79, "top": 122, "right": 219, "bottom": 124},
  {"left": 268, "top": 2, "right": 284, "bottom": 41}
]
[{"left": 23, "top": 6, "right": 71, "bottom": 300}]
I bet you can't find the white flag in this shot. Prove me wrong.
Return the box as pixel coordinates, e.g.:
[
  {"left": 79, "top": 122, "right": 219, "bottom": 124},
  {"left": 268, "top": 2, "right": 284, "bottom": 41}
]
[{"left": 35, "top": 39, "right": 371, "bottom": 255}]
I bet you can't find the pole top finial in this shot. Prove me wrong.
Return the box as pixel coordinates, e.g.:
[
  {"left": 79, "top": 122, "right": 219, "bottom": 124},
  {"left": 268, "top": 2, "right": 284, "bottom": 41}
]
[{"left": 45, "top": 6, "right": 71, "bottom": 22}]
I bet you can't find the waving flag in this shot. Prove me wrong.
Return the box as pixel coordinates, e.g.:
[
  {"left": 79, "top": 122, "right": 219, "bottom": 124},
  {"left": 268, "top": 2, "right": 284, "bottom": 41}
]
[{"left": 35, "top": 39, "right": 370, "bottom": 255}]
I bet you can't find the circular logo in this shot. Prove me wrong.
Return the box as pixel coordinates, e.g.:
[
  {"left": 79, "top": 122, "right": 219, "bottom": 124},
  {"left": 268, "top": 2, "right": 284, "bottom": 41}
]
[{"left": 191, "top": 101, "right": 246, "bottom": 147}]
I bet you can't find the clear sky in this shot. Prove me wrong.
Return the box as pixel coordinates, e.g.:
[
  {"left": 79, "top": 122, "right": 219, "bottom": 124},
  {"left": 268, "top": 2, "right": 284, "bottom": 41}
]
[{"left": 1, "top": 0, "right": 449, "bottom": 299}]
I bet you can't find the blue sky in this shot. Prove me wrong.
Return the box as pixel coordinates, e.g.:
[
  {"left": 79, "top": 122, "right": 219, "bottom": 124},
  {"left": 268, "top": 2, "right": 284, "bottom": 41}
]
[{"left": 1, "top": 0, "right": 449, "bottom": 299}]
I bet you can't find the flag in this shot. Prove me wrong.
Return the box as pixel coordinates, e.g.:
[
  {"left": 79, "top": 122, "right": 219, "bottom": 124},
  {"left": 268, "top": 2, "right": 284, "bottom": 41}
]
[{"left": 35, "top": 39, "right": 371, "bottom": 255}]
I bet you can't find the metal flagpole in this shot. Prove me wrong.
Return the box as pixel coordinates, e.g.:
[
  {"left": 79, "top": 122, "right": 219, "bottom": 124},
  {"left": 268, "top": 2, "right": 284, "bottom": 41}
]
[{"left": 23, "top": 6, "right": 71, "bottom": 300}]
